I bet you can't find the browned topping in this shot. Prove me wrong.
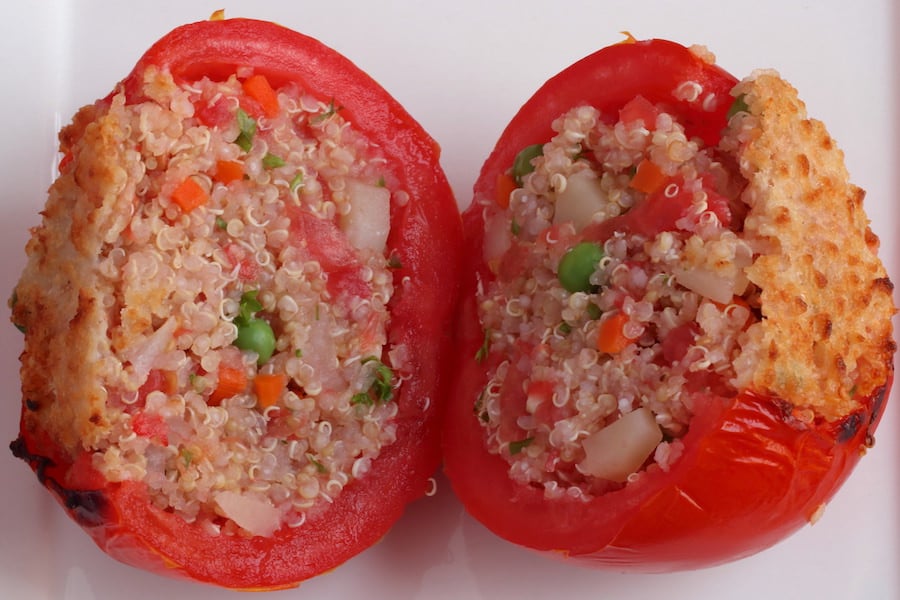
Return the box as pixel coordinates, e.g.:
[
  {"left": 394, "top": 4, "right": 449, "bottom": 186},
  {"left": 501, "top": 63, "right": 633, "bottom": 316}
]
[{"left": 729, "top": 71, "right": 895, "bottom": 420}]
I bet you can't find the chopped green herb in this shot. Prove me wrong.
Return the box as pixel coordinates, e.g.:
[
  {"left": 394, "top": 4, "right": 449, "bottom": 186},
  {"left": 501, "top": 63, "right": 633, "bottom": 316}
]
[
  {"left": 294, "top": 348, "right": 303, "bottom": 358},
  {"left": 181, "top": 449, "right": 194, "bottom": 468},
  {"left": 289, "top": 172, "right": 304, "bottom": 192},
  {"left": 189, "top": 373, "right": 207, "bottom": 392},
  {"left": 587, "top": 303, "right": 602, "bottom": 320},
  {"left": 510, "top": 218, "right": 521, "bottom": 236},
  {"left": 262, "top": 153, "right": 285, "bottom": 169},
  {"left": 509, "top": 437, "right": 534, "bottom": 455},
  {"left": 376, "top": 176, "right": 386, "bottom": 187},
  {"left": 351, "top": 392, "right": 374, "bottom": 406},
  {"left": 475, "top": 328, "right": 491, "bottom": 363},
  {"left": 237, "top": 290, "right": 263, "bottom": 323},
  {"left": 557, "top": 322, "right": 573, "bottom": 335},
  {"left": 312, "top": 98, "right": 342, "bottom": 124},
  {"left": 215, "top": 216, "right": 227, "bottom": 230},
  {"left": 387, "top": 253, "right": 403, "bottom": 269},
  {"left": 727, "top": 94, "right": 749, "bottom": 120},
  {"left": 306, "top": 453, "right": 328, "bottom": 474},
  {"left": 351, "top": 357, "right": 396, "bottom": 406},
  {"left": 361, "top": 356, "right": 395, "bottom": 402},
  {"left": 234, "top": 108, "right": 257, "bottom": 152},
  {"left": 512, "top": 144, "right": 543, "bottom": 184}
]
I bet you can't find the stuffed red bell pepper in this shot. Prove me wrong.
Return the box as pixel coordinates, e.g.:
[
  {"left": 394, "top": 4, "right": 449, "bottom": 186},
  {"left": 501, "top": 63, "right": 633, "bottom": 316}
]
[
  {"left": 443, "top": 37, "right": 895, "bottom": 570},
  {"left": 10, "top": 16, "right": 461, "bottom": 589}
]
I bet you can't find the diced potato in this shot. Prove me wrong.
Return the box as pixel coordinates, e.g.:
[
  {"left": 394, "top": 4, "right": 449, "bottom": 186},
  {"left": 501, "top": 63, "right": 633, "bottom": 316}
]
[
  {"left": 214, "top": 490, "right": 281, "bottom": 537},
  {"left": 342, "top": 180, "right": 391, "bottom": 252},
  {"left": 673, "top": 267, "right": 736, "bottom": 305},
  {"left": 553, "top": 170, "right": 606, "bottom": 230},
  {"left": 578, "top": 407, "right": 663, "bottom": 482}
]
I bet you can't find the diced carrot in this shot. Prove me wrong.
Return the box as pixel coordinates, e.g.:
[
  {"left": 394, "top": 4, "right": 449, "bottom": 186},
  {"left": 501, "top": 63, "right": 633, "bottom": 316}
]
[
  {"left": 254, "top": 373, "right": 288, "bottom": 409},
  {"left": 171, "top": 176, "right": 208, "bottom": 213},
  {"left": 495, "top": 172, "right": 517, "bottom": 209},
  {"left": 209, "top": 366, "right": 248, "bottom": 405},
  {"left": 242, "top": 74, "right": 280, "bottom": 119},
  {"left": 596, "top": 312, "right": 637, "bottom": 354},
  {"left": 214, "top": 160, "right": 244, "bottom": 184},
  {"left": 629, "top": 159, "right": 668, "bottom": 194}
]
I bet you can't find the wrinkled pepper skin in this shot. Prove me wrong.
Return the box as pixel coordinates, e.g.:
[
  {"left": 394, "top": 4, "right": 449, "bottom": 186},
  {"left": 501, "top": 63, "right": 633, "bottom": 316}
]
[
  {"left": 442, "top": 38, "right": 894, "bottom": 571},
  {"left": 11, "top": 17, "right": 462, "bottom": 589}
]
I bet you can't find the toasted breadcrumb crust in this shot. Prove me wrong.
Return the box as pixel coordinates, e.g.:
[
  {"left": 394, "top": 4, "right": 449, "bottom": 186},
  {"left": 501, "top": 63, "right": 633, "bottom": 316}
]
[
  {"left": 729, "top": 70, "right": 895, "bottom": 421},
  {"left": 15, "top": 100, "right": 131, "bottom": 455}
]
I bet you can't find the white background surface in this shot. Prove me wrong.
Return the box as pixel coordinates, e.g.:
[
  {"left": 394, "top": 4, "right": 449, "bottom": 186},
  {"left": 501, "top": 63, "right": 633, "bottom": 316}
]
[{"left": 1, "top": 1, "right": 897, "bottom": 598}]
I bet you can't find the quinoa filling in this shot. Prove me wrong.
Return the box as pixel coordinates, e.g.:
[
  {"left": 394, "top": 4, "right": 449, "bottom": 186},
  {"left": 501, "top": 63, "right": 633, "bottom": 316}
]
[
  {"left": 87, "top": 67, "right": 405, "bottom": 536},
  {"left": 476, "top": 94, "right": 758, "bottom": 500}
]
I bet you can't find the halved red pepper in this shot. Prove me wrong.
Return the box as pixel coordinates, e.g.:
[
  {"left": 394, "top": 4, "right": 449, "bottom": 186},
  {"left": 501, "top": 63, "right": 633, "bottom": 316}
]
[
  {"left": 11, "top": 17, "right": 461, "bottom": 589},
  {"left": 443, "top": 39, "right": 894, "bottom": 570}
]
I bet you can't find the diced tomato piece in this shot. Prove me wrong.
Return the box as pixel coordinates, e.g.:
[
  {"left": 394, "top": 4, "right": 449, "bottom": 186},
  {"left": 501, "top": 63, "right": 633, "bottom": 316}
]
[
  {"left": 497, "top": 241, "right": 532, "bottom": 282},
  {"left": 224, "top": 243, "right": 260, "bottom": 281},
  {"left": 289, "top": 208, "right": 370, "bottom": 300},
  {"left": 584, "top": 176, "right": 694, "bottom": 242},
  {"left": 619, "top": 95, "right": 660, "bottom": 130},
  {"left": 630, "top": 177, "right": 694, "bottom": 237},
  {"left": 661, "top": 321, "right": 699, "bottom": 363},
  {"left": 132, "top": 412, "right": 169, "bottom": 445},
  {"left": 530, "top": 380, "right": 573, "bottom": 425},
  {"left": 137, "top": 369, "right": 177, "bottom": 405},
  {"left": 194, "top": 95, "right": 233, "bottom": 128},
  {"left": 497, "top": 366, "right": 529, "bottom": 443},
  {"left": 700, "top": 174, "right": 732, "bottom": 228}
]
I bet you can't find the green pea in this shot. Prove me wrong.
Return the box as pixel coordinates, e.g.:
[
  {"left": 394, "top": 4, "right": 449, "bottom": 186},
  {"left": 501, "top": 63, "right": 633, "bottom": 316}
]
[
  {"left": 512, "top": 144, "right": 544, "bottom": 184},
  {"left": 234, "top": 317, "right": 276, "bottom": 365},
  {"left": 558, "top": 242, "right": 604, "bottom": 293}
]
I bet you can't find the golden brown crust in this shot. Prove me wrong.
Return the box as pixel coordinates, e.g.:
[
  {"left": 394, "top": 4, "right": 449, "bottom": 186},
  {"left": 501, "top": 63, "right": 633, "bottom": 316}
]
[
  {"left": 730, "top": 70, "right": 895, "bottom": 421},
  {"left": 13, "top": 98, "right": 137, "bottom": 456}
]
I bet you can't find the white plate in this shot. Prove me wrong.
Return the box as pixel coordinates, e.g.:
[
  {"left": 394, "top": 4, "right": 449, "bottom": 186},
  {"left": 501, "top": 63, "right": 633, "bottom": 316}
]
[{"left": 1, "top": 1, "right": 897, "bottom": 598}]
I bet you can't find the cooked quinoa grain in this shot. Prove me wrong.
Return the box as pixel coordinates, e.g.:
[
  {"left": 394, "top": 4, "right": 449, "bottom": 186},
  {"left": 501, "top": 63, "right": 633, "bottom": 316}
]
[{"left": 15, "top": 66, "right": 409, "bottom": 537}]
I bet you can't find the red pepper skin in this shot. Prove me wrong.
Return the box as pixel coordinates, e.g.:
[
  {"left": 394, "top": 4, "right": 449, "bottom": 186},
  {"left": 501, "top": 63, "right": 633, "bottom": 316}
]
[
  {"left": 443, "top": 39, "right": 892, "bottom": 571},
  {"left": 12, "top": 18, "right": 461, "bottom": 589}
]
